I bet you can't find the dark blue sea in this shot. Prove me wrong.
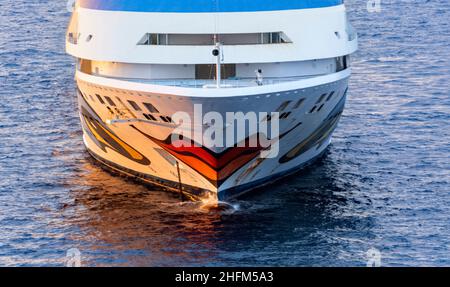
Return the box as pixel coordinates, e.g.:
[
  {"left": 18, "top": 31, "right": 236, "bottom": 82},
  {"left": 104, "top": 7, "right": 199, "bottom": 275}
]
[{"left": 0, "top": 0, "right": 449, "bottom": 266}]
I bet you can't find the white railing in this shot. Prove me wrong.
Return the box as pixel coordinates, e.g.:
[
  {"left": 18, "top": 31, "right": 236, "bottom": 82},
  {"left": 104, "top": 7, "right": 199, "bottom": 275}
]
[{"left": 103, "top": 75, "right": 321, "bottom": 88}]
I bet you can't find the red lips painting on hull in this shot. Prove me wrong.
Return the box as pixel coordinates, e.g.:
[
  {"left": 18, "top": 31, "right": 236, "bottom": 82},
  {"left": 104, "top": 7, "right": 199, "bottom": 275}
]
[
  {"left": 130, "top": 121, "right": 302, "bottom": 188},
  {"left": 131, "top": 125, "right": 264, "bottom": 187}
]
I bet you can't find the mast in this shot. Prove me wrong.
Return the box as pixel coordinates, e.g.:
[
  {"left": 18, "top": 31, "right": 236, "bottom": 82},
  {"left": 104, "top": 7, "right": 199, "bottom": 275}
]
[
  {"left": 214, "top": 37, "right": 222, "bottom": 88},
  {"left": 213, "top": 0, "right": 221, "bottom": 88}
]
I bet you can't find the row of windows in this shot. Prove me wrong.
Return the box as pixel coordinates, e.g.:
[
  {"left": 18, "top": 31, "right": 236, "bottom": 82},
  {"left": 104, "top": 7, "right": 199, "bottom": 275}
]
[
  {"left": 137, "top": 32, "right": 291, "bottom": 46},
  {"left": 309, "top": 90, "right": 338, "bottom": 114},
  {"left": 91, "top": 93, "right": 175, "bottom": 124},
  {"left": 276, "top": 97, "right": 306, "bottom": 113},
  {"left": 263, "top": 95, "right": 308, "bottom": 122},
  {"left": 84, "top": 86, "right": 346, "bottom": 126},
  {"left": 67, "top": 33, "right": 93, "bottom": 45},
  {"left": 94, "top": 94, "right": 159, "bottom": 115},
  {"left": 266, "top": 88, "right": 343, "bottom": 120},
  {"left": 143, "top": 114, "right": 173, "bottom": 123}
]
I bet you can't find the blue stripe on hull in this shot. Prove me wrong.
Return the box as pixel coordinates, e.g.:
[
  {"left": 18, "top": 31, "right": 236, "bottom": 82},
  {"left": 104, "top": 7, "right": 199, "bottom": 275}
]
[{"left": 79, "top": 0, "right": 343, "bottom": 13}]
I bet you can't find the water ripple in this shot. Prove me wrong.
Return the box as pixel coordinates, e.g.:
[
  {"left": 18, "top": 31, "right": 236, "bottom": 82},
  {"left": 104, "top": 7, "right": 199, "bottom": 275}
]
[{"left": 0, "top": 0, "right": 449, "bottom": 266}]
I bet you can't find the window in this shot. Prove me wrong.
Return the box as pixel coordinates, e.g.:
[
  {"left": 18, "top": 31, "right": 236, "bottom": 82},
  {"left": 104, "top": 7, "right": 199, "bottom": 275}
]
[
  {"left": 138, "top": 34, "right": 156, "bottom": 45},
  {"left": 280, "top": 112, "right": 291, "bottom": 119},
  {"left": 293, "top": 98, "right": 305, "bottom": 109},
  {"left": 158, "top": 34, "right": 168, "bottom": 45},
  {"left": 335, "top": 56, "right": 349, "bottom": 72},
  {"left": 138, "top": 32, "right": 291, "bottom": 46},
  {"left": 261, "top": 32, "right": 289, "bottom": 44},
  {"left": 195, "top": 64, "right": 236, "bottom": 80},
  {"left": 143, "top": 103, "right": 159, "bottom": 113},
  {"left": 68, "top": 33, "right": 77, "bottom": 44},
  {"left": 95, "top": 94, "right": 105, "bottom": 104},
  {"left": 104, "top": 96, "right": 116, "bottom": 106},
  {"left": 326, "top": 92, "right": 335, "bottom": 102},
  {"left": 79, "top": 59, "right": 92, "bottom": 74},
  {"left": 139, "top": 33, "right": 169, "bottom": 45},
  {"left": 144, "top": 114, "right": 157, "bottom": 121},
  {"left": 316, "top": 94, "right": 327, "bottom": 104},
  {"left": 128, "top": 100, "right": 142, "bottom": 111},
  {"left": 67, "top": 10, "right": 79, "bottom": 44},
  {"left": 276, "top": 101, "right": 292, "bottom": 112}
]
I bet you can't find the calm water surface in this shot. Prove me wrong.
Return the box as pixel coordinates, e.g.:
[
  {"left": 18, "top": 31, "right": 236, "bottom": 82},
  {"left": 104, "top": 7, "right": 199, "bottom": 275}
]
[{"left": 0, "top": 0, "right": 449, "bottom": 266}]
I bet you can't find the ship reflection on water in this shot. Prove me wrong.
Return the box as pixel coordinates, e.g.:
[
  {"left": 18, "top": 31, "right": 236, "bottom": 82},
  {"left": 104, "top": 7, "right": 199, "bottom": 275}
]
[
  {"left": 61, "top": 150, "right": 375, "bottom": 267},
  {"left": 65, "top": 157, "right": 224, "bottom": 266}
]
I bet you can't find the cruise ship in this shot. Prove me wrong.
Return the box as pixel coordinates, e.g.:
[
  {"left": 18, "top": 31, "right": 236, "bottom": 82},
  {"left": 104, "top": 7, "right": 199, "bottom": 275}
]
[{"left": 66, "top": 0, "right": 358, "bottom": 201}]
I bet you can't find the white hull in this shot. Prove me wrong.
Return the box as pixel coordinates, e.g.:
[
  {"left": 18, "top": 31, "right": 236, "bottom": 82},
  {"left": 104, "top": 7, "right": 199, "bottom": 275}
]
[{"left": 76, "top": 70, "right": 349, "bottom": 201}]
